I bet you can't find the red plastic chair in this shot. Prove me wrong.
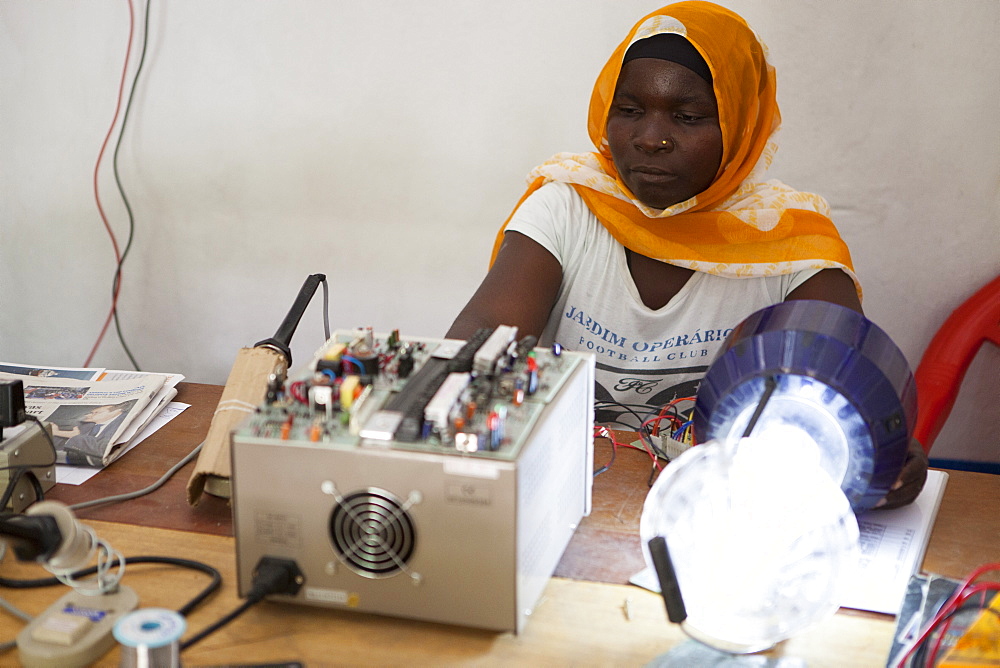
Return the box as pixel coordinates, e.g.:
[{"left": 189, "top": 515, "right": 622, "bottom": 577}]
[{"left": 914, "top": 274, "right": 1000, "bottom": 453}]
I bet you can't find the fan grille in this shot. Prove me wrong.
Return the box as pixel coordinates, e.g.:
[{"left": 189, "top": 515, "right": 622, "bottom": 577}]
[{"left": 329, "top": 488, "right": 416, "bottom": 578}]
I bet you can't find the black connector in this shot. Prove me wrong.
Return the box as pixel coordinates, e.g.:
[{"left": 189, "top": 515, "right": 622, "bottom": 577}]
[
  {"left": 648, "top": 536, "right": 687, "bottom": 624},
  {"left": 247, "top": 557, "right": 304, "bottom": 603},
  {"left": 1, "top": 379, "right": 27, "bottom": 430},
  {"left": 0, "top": 513, "right": 63, "bottom": 562},
  {"left": 181, "top": 556, "right": 305, "bottom": 651}
]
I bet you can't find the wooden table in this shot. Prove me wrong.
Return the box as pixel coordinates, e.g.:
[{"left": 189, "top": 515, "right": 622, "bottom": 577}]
[
  {"left": 0, "top": 518, "right": 899, "bottom": 666},
  {"left": 4, "top": 381, "right": 996, "bottom": 666}
]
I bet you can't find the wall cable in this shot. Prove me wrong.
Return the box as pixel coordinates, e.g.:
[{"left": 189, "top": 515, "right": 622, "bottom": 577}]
[{"left": 85, "top": 0, "right": 153, "bottom": 371}]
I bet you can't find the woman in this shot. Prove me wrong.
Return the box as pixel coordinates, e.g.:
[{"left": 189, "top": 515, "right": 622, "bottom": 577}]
[{"left": 447, "top": 2, "right": 925, "bottom": 507}]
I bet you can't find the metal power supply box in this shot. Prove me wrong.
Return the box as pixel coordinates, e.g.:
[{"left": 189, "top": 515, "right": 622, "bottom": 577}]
[{"left": 230, "top": 329, "right": 594, "bottom": 633}]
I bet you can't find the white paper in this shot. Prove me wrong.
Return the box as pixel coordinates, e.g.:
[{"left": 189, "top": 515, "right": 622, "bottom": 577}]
[{"left": 840, "top": 469, "right": 949, "bottom": 614}]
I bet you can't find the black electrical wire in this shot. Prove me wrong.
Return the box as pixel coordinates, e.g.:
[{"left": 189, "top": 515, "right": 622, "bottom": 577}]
[
  {"left": 180, "top": 558, "right": 300, "bottom": 650},
  {"left": 593, "top": 444, "right": 616, "bottom": 477},
  {"left": 0, "top": 555, "right": 221, "bottom": 617},
  {"left": 109, "top": 0, "right": 153, "bottom": 371},
  {"left": 179, "top": 598, "right": 256, "bottom": 650},
  {"left": 741, "top": 375, "right": 777, "bottom": 439},
  {"left": 647, "top": 461, "right": 660, "bottom": 487}
]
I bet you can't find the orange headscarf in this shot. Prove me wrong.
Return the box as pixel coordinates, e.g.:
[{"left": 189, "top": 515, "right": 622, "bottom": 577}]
[{"left": 491, "top": 1, "right": 858, "bottom": 294}]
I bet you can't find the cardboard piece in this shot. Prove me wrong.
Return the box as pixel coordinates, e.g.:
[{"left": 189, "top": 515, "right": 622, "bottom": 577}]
[{"left": 186, "top": 346, "right": 287, "bottom": 505}]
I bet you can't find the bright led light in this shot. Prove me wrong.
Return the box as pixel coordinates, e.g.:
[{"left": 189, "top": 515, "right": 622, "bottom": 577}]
[
  {"left": 711, "top": 374, "right": 871, "bottom": 498},
  {"left": 737, "top": 422, "right": 822, "bottom": 474},
  {"left": 640, "top": 438, "right": 860, "bottom": 652}
]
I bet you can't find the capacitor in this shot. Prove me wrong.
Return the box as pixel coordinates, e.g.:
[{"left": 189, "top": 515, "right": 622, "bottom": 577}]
[
  {"left": 488, "top": 404, "right": 507, "bottom": 450},
  {"left": 487, "top": 411, "right": 499, "bottom": 450},
  {"left": 322, "top": 342, "right": 347, "bottom": 361},
  {"left": 502, "top": 339, "right": 519, "bottom": 372},
  {"left": 359, "top": 353, "right": 380, "bottom": 377},
  {"left": 264, "top": 373, "right": 281, "bottom": 404},
  {"left": 387, "top": 328, "right": 401, "bottom": 349},
  {"left": 397, "top": 346, "right": 415, "bottom": 378},
  {"left": 340, "top": 376, "right": 361, "bottom": 410},
  {"left": 362, "top": 326, "right": 375, "bottom": 350},
  {"left": 526, "top": 355, "right": 539, "bottom": 395}
]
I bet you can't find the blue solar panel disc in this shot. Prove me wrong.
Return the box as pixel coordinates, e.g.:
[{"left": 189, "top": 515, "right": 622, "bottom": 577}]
[{"left": 694, "top": 300, "right": 916, "bottom": 511}]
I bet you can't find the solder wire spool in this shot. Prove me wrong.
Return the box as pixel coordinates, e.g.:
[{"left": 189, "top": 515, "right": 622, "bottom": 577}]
[{"left": 113, "top": 608, "right": 186, "bottom": 667}]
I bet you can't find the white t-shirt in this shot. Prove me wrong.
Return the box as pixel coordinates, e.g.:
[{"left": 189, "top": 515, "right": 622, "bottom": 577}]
[{"left": 506, "top": 182, "right": 820, "bottom": 428}]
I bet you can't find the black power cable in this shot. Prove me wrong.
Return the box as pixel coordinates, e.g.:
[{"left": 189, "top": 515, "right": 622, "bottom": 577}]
[
  {"left": 180, "top": 557, "right": 302, "bottom": 650},
  {"left": 0, "top": 555, "right": 222, "bottom": 617}
]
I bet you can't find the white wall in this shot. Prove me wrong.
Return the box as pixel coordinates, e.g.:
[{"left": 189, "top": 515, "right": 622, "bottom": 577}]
[{"left": 2, "top": 1, "right": 998, "bottom": 463}]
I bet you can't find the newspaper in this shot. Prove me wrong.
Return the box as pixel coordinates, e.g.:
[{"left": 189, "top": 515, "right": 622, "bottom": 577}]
[{"left": 0, "top": 362, "right": 183, "bottom": 469}]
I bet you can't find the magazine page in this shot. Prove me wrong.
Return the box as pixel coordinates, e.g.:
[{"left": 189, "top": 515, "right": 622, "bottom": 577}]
[
  {"left": 0, "top": 371, "right": 166, "bottom": 468},
  {"left": 0, "top": 363, "right": 104, "bottom": 381},
  {"left": 100, "top": 371, "right": 185, "bottom": 445}
]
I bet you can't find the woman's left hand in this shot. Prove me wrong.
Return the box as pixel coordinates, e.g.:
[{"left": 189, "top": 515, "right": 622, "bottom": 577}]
[{"left": 873, "top": 438, "right": 929, "bottom": 510}]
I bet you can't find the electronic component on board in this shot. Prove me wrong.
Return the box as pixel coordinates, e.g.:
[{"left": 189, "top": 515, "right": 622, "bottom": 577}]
[
  {"left": 424, "top": 372, "right": 471, "bottom": 439},
  {"left": 473, "top": 325, "right": 517, "bottom": 375},
  {"left": 384, "top": 357, "right": 450, "bottom": 442}
]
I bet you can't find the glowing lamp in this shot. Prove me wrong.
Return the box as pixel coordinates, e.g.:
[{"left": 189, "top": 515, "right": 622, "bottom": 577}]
[
  {"left": 693, "top": 299, "right": 916, "bottom": 512},
  {"left": 641, "top": 300, "right": 918, "bottom": 656}
]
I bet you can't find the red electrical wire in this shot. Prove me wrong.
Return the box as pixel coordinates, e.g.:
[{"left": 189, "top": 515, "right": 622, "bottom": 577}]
[
  {"left": 602, "top": 422, "right": 663, "bottom": 472},
  {"left": 83, "top": 0, "right": 135, "bottom": 367},
  {"left": 642, "top": 396, "right": 695, "bottom": 437},
  {"left": 895, "top": 562, "right": 1000, "bottom": 667},
  {"left": 925, "top": 581, "right": 1000, "bottom": 666},
  {"left": 595, "top": 425, "right": 626, "bottom": 449}
]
